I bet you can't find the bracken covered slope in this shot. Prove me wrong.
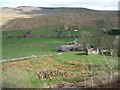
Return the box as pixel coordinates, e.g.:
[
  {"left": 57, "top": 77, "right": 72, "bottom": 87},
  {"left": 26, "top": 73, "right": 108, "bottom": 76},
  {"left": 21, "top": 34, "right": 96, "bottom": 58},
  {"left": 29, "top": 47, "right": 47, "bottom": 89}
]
[{"left": 2, "top": 7, "right": 118, "bottom": 30}]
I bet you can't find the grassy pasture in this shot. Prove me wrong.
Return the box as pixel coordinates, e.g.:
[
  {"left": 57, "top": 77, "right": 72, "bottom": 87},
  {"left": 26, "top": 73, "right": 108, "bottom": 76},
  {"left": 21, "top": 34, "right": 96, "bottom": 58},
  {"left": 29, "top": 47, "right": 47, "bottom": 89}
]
[
  {"left": 2, "top": 28, "right": 97, "bottom": 59},
  {"left": 2, "top": 29, "right": 119, "bottom": 88},
  {"left": 2, "top": 37, "right": 74, "bottom": 59}
]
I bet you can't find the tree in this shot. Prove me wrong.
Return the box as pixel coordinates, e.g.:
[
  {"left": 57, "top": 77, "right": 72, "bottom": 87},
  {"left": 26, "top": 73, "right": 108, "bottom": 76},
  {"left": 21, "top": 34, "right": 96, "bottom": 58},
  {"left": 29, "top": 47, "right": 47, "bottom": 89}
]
[{"left": 56, "top": 26, "right": 64, "bottom": 38}]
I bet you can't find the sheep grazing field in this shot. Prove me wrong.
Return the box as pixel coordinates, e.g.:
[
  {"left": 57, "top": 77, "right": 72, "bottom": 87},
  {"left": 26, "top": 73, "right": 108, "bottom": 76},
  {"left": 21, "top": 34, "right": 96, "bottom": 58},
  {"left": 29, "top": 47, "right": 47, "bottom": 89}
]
[{"left": 2, "top": 30, "right": 119, "bottom": 88}]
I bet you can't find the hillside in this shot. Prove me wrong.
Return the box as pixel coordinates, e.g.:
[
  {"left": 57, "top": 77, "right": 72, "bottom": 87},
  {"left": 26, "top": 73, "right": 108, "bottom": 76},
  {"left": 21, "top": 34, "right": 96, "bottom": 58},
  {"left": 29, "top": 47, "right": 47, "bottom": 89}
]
[
  {"left": 1, "top": 6, "right": 42, "bottom": 27},
  {"left": 2, "top": 6, "right": 118, "bottom": 30},
  {"left": 2, "top": 6, "right": 119, "bottom": 88}
]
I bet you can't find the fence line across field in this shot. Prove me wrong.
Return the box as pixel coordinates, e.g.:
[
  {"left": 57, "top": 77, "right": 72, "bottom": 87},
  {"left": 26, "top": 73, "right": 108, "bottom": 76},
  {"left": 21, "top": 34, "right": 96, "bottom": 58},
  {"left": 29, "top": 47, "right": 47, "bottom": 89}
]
[
  {"left": 0, "top": 54, "right": 54, "bottom": 62},
  {"left": 0, "top": 55, "right": 38, "bottom": 62}
]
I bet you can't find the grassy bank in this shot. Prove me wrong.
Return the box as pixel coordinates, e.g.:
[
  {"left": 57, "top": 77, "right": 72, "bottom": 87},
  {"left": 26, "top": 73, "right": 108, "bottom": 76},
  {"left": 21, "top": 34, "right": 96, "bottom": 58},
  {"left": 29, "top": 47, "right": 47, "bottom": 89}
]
[{"left": 2, "top": 52, "right": 118, "bottom": 88}]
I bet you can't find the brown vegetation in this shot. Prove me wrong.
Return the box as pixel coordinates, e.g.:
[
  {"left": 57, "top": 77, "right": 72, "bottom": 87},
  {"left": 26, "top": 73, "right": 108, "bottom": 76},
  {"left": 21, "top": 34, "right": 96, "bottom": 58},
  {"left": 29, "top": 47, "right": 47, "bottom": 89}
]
[
  {"left": 36, "top": 70, "right": 74, "bottom": 80},
  {"left": 2, "top": 7, "right": 118, "bottom": 30}
]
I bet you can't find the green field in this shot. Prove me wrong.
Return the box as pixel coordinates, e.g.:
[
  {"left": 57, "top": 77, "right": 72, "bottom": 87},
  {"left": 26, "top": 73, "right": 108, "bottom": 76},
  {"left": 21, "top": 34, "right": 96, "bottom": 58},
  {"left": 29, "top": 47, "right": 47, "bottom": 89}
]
[
  {"left": 2, "top": 28, "right": 97, "bottom": 59},
  {"left": 2, "top": 29, "right": 119, "bottom": 88},
  {"left": 3, "top": 37, "right": 74, "bottom": 59}
]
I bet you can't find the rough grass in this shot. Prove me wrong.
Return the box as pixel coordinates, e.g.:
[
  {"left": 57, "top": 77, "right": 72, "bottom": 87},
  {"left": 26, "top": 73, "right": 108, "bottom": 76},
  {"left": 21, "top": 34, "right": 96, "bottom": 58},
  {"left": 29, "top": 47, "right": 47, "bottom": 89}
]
[{"left": 2, "top": 52, "right": 118, "bottom": 88}]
